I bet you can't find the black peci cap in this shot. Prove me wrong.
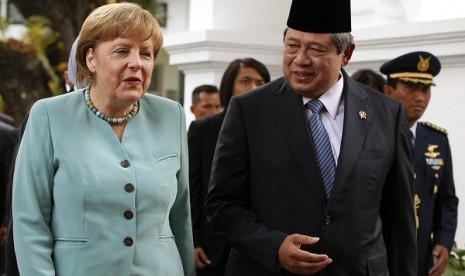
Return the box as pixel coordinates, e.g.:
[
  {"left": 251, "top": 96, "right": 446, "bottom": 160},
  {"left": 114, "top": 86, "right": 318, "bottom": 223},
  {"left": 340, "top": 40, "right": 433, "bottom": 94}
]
[
  {"left": 380, "top": 51, "right": 441, "bottom": 86},
  {"left": 287, "top": 0, "right": 352, "bottom": 33}
]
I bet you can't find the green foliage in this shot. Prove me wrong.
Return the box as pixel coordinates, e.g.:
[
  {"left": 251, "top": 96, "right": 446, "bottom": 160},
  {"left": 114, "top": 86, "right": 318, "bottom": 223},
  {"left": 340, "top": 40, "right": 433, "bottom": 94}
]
[
  {"left": 0, "top": 16, "right": 11, "bottom": 39},
  {"left": 0, "top": 95, "right": 5, "bottom": 111},
  {"left": 23, "top": 16, "right": 57, "bottom": 56},
  {"left": 444, "top": 243, "right": 465, "bottom": 276},
  {"left": 131, "top": 0, "right": 157, "bottom": 13},
  {"left": 22, "top": 16, "right": 61, "bottom": 95}
]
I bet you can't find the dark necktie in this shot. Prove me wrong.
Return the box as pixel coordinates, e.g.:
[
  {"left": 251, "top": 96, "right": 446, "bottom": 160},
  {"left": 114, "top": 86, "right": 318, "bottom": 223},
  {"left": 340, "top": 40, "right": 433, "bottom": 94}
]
[
  {"left": 409, "top": 130, "right": 415, "bottom": 157},
  {"left": 307, "top": 99, "right": 336, "bottom": 199}
]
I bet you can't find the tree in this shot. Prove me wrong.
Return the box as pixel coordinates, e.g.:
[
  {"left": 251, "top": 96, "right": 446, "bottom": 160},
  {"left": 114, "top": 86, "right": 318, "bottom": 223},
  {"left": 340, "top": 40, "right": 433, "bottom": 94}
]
[
  {"left": 0, "top": 0, "right": 159, "bottom": 124},
  {"left": 0, "top": 39, "right": 51, "bottom": 124},
  {"left": 0, "top": 0, "right": 106, "bottom": 124},
  {"left": 10, "top": 0, "right": 107, "bottom": 56}
]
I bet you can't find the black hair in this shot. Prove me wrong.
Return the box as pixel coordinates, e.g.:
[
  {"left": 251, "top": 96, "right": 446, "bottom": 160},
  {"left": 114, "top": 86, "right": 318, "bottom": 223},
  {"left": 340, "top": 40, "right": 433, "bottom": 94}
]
[
  {"left": 219, "top": 58, "right": 271, "bottom": 110},
  {"left": 351, "top": 69, "right": 386, "bottom": 92},
  {"left": 191, "top": 84, "right": 219, "bottom": 104}
]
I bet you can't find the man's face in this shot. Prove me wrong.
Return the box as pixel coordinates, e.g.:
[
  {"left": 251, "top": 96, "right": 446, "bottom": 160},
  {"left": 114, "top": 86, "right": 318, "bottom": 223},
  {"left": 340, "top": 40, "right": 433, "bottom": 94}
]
[
  {"left": 283, "top": 28, "right": 354, "bottom": 98},
  {"left": 191, "top": 91, "right": 221, "bottom": 119},
  {"left": 384, "top": 81, "right": 431, "bottom": 126}
]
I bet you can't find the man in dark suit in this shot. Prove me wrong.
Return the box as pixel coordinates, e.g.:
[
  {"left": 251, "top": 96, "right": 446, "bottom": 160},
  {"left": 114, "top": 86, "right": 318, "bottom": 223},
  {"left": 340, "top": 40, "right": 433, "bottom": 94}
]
[
  {"left": 0, "top": 121, "right": 18, "bottom": 274},
  {"left": 381, "top": 51, "right": 458, "bottom": 276},
  {"left": 205, "top": 0, "right": 417, "bottom": 275}
]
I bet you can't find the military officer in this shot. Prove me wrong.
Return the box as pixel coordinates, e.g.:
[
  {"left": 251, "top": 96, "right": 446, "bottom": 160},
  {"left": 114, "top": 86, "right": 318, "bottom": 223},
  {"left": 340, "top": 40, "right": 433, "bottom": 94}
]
[{"left": 381, "top": 51, "right": 459, "bottom": 276}]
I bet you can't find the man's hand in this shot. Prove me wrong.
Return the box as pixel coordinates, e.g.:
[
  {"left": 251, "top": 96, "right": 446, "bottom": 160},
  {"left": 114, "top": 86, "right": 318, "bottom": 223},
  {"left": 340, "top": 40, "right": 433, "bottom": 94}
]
[
  {"left": 277, "top": 234, "right": 332, "bottom": 275},
  {"left": 194, "top": 247, "right": 212, "bottom": 269},
  {"left": 0, "top": 226, "right": 7, "bottom": 246},
  {"left": 428, "top": 245, "right": 449, "bottom": 276}
]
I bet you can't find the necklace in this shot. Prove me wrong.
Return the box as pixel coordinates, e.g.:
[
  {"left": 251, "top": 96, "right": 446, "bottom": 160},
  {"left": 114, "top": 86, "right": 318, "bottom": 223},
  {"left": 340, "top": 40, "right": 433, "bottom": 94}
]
[{"left": 84, "top": 88, "right": 139, "bottom": 124}]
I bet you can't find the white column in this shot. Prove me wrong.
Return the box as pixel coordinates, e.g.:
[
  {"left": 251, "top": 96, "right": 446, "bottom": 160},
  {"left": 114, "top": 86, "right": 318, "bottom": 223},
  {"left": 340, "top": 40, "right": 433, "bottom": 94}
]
[
  {"left": 351, "top": 0, "right": 379, "bottom": 28},
  {"left": 375, "top": 0, "right": 406, "bottom": 24},
  {"left": 182, "top": 69, "right": 223, "bottom": 124},
  {"left": 164, "top": 29, "right": 283, "bottom": 126}
]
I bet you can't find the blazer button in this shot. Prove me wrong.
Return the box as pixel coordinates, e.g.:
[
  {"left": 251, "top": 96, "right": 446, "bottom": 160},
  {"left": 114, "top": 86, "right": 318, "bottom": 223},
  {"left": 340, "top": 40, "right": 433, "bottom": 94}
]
[
  {"left": 124, "top": 183, "right": 134, "bottom": 193},
  {"left": 120, "top": 160, "right": 130, "bottom": 168},
  {"left": 124, "top": 210, "right": 133, "bottom": 220},
  {"left": 123, "top": 237, "right": 133, "bottom": 247},
  {"left": 324, "top": 215, "right": 331, "bottom": 225}
]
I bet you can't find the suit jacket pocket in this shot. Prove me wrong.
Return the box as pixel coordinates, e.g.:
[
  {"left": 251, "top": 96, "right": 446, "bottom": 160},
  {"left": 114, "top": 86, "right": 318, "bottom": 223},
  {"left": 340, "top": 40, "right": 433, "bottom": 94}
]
[
  {"left": 54, "top": 237, "right": 89, "bottom": 247},
  {"left": 158, "top": 234, "right": 175, "bottom": 242},
  {"left": 156, "top": 154, "right": 179, "bottom": 163},
  {"left": 367, "top": 250, "right": 388, "bottom": 276}
]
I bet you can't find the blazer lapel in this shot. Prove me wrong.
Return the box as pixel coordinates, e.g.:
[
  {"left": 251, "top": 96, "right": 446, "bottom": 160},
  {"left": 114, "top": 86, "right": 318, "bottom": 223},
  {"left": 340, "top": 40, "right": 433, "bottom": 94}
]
[
  {"left": 268, "top": 78, "right": 326, "bottom": 203},
  {"left": 328, "top": 75, "right": 371, "bottom": 206}
]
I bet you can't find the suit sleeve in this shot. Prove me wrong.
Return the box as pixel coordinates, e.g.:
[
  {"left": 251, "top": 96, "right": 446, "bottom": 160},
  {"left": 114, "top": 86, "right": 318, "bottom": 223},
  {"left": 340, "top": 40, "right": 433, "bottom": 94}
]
[
  {"left": 432, "top": 138, "right": 458, "bottom": 252},
  {"left": 12, "top": 102, "right": 56, "bottom": 275},
  {"left": 380, "top": 102, "right": 417, "bottom": 275},
  {"left": 187, "top": 120, "right": 204, "bottom": 247},
  {"left": 206, "top": 98, "right": 287, "bottom": 272}
]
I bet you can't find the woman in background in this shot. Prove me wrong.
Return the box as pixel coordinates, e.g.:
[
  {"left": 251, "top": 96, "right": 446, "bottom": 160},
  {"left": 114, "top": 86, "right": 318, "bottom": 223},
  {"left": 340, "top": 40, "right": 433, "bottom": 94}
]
[
  {"left": 188, "top": 58, "right": 271, "bottom": 276},
  {"left": 12, "top": 3, "right": 195, "bottom": 275}
]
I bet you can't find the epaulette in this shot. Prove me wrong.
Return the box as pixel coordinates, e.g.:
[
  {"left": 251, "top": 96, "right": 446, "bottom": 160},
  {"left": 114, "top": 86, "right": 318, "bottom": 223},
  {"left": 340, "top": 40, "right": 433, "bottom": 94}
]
[{"left": 420, "top": 121, "right": 448, "bottom": 135}]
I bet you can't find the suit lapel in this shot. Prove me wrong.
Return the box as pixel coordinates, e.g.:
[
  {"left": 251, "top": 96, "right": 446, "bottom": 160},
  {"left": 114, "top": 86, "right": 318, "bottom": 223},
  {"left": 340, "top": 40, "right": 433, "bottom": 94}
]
[
  {"left": 268, "top": 78, "right": 326, "bottom": 203},
  {"left": 328, "top": 76, "right": 371, "bottom": 206}
]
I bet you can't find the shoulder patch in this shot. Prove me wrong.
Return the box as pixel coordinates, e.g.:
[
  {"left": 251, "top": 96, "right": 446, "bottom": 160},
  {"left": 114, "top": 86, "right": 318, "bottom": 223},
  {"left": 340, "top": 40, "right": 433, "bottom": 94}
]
[{"left": 421, "top": 121, "right": 448, "bottom": 135}]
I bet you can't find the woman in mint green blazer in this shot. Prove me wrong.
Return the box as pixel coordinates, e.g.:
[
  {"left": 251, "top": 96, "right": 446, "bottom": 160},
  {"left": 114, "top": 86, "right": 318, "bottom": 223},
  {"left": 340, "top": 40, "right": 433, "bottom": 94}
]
[{"left": 12, "top": 3, "right": 195, "bottom": 275}]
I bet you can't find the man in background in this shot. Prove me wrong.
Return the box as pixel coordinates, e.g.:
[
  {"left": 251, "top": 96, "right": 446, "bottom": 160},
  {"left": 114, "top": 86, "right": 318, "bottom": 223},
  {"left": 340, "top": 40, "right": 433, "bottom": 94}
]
[
  {"left": 381, "top": 51, "right": 458, "bottom": 276},
  {"left": 190, "top": 84, "right": 220, "bottom": 120}
]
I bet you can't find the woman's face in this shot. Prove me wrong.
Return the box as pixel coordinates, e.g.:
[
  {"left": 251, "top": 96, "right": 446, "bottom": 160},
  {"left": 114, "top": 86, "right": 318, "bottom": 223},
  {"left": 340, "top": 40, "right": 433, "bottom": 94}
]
[
  {"left": 86, "top": 37, "right": 155, "bottom": 105},
  {"left": 232, "top": 67, "right": 266, "bottom": 96}
]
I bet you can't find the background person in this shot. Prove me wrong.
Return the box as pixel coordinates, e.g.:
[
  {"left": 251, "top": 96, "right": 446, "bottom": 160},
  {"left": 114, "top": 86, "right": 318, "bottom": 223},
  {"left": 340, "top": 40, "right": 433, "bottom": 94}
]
[
  {"left": 0, "top": 114, "right": 15, "bottom": 127},
  {"left": 190, "top": 84, "right": 220, "bottom": 120},
  {"left": 381, "top": 51, "right": 458, "bottom": 276},
  {"left": 0, "top": 122, "right": 18, "bottom": 275},
  {"left": 205, "top": 0, "right": 417, "bottom": 275},
  {"left": 351, "top": 68, "right": 386, "bottom": 92},
  {"left": 12, "top": 3, "right": 195, "bottom": 275},
  {"left": 188, "top": 58, "right": 270, "bottom": 276}
]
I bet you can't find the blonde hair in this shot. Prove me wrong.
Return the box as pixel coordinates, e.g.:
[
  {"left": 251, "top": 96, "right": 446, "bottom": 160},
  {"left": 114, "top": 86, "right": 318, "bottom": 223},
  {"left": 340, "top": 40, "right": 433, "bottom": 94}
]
[{"left": 76, "top": 2, "right": 163, "bottom": 86}]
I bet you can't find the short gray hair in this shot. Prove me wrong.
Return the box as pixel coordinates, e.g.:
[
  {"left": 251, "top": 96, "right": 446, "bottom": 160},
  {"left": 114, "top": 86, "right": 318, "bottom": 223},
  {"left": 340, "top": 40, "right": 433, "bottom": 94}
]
[
  {"left": 283, "top": 28, "right": 354, "bottom": 54},
  {"left": 331, "top": 32, "right": 354, "bottom": 54}
]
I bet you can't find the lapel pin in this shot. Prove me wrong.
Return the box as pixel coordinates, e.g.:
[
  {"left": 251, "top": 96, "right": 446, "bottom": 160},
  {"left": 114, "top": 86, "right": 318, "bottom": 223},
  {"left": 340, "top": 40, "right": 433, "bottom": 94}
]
[{"left": 359, "top": 111, "right": 367, "bottom": 119}]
